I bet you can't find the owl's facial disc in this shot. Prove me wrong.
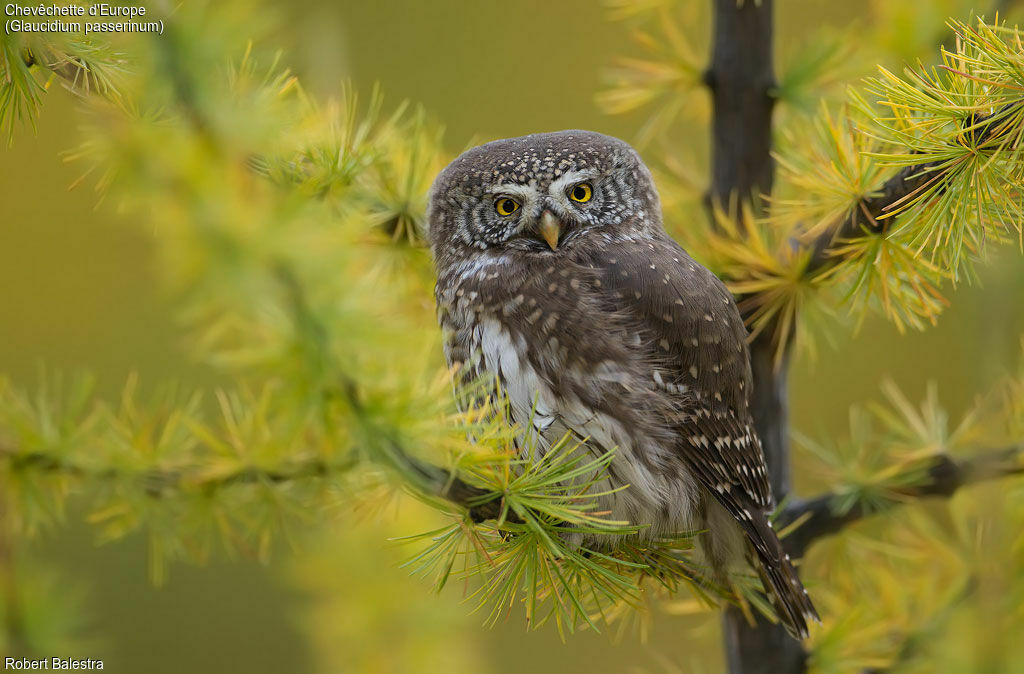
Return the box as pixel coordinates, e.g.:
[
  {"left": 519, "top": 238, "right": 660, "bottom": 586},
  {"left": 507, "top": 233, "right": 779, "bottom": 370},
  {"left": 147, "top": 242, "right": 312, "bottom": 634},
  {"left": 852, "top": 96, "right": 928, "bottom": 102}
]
[
  {"left": 478, "top": 176, "right": 599, "bottom": 252},
  {"left": 427, "top": 130, "right": 662, "bottom": 258}
]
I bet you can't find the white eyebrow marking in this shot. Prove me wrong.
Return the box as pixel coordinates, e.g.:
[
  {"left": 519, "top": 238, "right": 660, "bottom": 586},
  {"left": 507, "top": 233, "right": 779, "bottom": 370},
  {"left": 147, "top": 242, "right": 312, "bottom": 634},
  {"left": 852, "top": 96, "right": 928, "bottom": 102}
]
[
  {"left": 548, "top": 169, "right": 599, "bottom": 198},
  {"left": 486, "top": 183, "right": 541, "bottom": 203}
]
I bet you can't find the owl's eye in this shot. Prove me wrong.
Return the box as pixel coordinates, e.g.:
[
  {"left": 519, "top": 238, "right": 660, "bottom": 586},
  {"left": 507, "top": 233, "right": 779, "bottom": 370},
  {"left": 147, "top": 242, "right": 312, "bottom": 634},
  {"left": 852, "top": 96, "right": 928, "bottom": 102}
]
[
  {"left": 494, "top": 197, "right": 520, "bottom": 216},
  {"left": 569, "top": 182, "right": 593, "bottom": 203}
]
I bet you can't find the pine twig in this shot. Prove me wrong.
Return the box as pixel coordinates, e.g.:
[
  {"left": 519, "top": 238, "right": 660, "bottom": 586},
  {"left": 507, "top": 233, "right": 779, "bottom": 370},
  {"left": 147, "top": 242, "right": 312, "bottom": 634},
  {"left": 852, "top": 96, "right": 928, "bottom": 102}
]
[
  {"left": 0, "top": 436, "right": 505, "bottom": 521},
  {"left": 19, "top": 45, "right": 122, "bottom": 100},
  {"left": 804, "top": 101, "right": 1024, "bottom": 274},
  {"left": 778, "top": 444, "right": 1024, "bottom": 557}
]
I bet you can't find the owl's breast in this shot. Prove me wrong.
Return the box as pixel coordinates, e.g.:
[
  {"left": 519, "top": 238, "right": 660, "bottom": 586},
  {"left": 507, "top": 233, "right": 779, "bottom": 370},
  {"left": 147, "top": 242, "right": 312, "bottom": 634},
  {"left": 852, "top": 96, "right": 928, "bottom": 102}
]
[
  {"left": 434, "top": 251, "right": 704, "bottom": 537},
  {"left": 470, "top": 311, "right": 700, "bottom": 534}
]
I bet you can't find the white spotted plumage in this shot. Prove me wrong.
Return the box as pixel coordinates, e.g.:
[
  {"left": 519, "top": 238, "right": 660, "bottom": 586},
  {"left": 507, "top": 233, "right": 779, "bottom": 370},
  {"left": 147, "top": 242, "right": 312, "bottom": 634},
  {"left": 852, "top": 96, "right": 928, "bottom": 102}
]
[{"left": 429, "top": 130, "right": 819, "bottom": 639}]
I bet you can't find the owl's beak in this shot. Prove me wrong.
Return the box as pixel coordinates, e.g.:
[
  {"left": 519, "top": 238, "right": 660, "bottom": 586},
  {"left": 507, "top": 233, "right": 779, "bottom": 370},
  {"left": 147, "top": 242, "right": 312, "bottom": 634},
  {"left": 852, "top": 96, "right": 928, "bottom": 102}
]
[{"left": 537, "top": 211, "right": 562, "bottom": 251}]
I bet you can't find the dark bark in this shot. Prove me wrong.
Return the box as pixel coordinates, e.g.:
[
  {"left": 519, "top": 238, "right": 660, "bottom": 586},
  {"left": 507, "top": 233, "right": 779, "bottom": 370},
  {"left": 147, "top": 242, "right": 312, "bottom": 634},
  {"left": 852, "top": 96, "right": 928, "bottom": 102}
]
[
  {"left": 703, "top": 1, "right": 808, "bottom": 672},
  {"left": 704, "top": 0, "right": 778, "bottom": 215},
  {"left": 723, "top": 613, "right": 807, "bottom": 674}
]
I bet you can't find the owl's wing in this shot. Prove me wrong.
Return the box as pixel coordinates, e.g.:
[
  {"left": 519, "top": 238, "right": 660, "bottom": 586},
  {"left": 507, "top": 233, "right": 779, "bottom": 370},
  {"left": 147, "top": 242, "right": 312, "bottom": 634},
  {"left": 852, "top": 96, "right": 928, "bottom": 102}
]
[
  {"left": 580, "top": 233, "right": 773, "bottom": 511},
  {"left": 580, "top": 233, "right": 820, "bottom": 637}
]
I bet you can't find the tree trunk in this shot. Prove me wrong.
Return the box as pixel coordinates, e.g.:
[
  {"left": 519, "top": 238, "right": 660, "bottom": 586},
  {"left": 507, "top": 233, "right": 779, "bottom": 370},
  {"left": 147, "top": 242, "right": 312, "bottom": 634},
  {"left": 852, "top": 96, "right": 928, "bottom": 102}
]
[
  {"left": 704, "top": 0, "right": 777, "bottom": 212},
  {"left": 703, "top": 1, "right": 809, "bottom": 672}
]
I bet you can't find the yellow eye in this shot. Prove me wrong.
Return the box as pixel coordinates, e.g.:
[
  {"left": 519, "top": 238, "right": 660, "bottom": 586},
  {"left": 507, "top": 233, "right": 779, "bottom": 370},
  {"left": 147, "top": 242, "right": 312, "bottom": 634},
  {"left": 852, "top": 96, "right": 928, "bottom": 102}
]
[
  {"left": 569, "top": 182, "right": 593, "bottom": 203},
  {"left": 495, "top": 197, "right": 520, "bottom": 216}
]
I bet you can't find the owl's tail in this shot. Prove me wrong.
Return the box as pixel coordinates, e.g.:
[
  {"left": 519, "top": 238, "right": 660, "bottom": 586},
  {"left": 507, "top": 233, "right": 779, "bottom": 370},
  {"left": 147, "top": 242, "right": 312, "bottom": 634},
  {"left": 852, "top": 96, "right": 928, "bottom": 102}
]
[{"left": 744, "top": 514, "right": 820, "bottom": 640}]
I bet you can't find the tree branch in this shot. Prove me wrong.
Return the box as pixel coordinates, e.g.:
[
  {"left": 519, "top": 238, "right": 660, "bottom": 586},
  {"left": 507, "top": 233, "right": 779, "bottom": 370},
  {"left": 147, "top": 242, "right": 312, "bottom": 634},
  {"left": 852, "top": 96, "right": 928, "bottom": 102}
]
[
  {"left": 778, "top": 445, "right": 1024, "bottom": 558},
  {"left": 805, "top": 101, "right": 1024, "bottom": 275},
  {"left": 270, "top": 264, "right": 507, "bottom": 521},
  {"left": 0, "top": 438, "right": 504, "bottom": 521}
]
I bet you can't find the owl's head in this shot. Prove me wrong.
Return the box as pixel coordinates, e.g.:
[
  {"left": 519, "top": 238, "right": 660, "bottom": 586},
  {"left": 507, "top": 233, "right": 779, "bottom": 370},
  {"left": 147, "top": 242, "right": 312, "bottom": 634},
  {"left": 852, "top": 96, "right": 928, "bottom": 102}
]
[{"left": 427, "top": 130, "right": 661, "bottom": 261}]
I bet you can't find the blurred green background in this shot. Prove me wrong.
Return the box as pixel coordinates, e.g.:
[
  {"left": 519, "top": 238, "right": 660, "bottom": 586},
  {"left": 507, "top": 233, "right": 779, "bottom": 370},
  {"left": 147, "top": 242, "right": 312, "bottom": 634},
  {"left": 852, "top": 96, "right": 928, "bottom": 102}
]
[{"left": 2, "top": 1, "right": 1023, "bottom": 672}]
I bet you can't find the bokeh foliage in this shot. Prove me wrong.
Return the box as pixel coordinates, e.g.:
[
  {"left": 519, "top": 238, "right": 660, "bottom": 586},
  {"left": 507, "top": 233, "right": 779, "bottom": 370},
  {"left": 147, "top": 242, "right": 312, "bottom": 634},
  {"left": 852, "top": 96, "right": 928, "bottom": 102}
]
[
  {"left": 2, "top": 0, "right": 735, "bottom": 657},
  {"left": 1, "top": 1, "right": 1023, "bottom": 673}
]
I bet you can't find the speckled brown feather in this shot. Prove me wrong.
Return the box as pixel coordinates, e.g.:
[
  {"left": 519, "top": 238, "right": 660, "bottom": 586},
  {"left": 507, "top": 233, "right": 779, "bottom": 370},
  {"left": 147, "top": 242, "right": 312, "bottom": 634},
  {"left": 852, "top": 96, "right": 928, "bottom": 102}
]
[
  {"left": 570, "top": 232, "right": 818, "bottom": 637},
  {"left": 571, "top": 232, "right": 773, "bottom": 505},
  {"left": 428, "top": 130, "right": 818, "bottom": 639}
]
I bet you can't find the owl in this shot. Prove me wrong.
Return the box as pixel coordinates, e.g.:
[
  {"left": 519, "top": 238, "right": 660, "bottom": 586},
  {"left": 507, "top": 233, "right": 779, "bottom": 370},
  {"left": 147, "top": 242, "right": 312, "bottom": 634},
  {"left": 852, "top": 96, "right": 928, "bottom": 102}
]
[{"left": 427, "top": 130, "right": 818, "bottom": 639}]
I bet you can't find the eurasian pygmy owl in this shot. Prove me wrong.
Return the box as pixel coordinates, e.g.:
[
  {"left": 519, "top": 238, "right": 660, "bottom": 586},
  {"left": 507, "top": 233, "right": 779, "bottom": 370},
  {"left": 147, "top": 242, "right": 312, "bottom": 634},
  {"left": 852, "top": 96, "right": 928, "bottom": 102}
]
[{"left": 427, "top": 130, "right": 818, "bottom": 639}]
